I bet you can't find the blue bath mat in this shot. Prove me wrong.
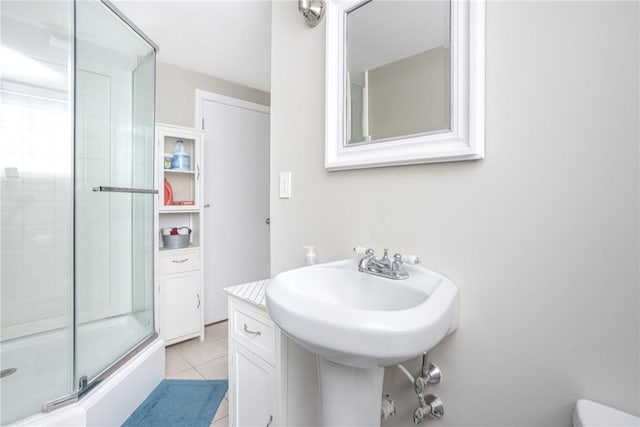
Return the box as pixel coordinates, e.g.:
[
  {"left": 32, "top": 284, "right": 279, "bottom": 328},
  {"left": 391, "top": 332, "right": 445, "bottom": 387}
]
[{"left": 122, "top": 379, "right": 228, "bottom": 427}]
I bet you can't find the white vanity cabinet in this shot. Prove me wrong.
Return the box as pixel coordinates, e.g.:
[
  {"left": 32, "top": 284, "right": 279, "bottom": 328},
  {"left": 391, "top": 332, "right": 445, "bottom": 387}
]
[
  {"left": 228, "top": 297, "right": 280, "bottom": 427},
  {"left": 226, "top": 280, "right": 320, "bottom": 427},
  {"left": 154, "top": 124, "right": 205, "bottom": 345}
]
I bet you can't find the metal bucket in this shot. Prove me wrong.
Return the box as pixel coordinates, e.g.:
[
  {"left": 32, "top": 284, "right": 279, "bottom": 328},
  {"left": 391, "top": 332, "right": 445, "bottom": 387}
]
[{"left": 162, "top": 233, "right": 190, "bottom": 249}]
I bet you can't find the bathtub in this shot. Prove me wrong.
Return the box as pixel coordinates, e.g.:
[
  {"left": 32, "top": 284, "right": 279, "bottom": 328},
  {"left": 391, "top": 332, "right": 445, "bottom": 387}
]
[{"left": 2, "top": 315, "right": 164, "bottom": 426}]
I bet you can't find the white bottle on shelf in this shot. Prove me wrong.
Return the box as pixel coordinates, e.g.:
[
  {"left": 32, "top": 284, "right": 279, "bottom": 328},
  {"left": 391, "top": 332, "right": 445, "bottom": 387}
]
[{"left": 171, "top": 140, "right": 190, "bottom": 170}]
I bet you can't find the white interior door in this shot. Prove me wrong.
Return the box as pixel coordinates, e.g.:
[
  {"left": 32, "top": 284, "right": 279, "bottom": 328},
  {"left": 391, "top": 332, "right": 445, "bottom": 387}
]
[{"left": 200, "top": 94, "right": 270, "bottom": 323}]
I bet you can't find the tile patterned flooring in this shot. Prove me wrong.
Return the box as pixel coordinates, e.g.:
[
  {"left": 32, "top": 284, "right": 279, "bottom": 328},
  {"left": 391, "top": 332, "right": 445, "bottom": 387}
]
[{"left": 164, "top": 321, "right": 229, "bottom": 427}]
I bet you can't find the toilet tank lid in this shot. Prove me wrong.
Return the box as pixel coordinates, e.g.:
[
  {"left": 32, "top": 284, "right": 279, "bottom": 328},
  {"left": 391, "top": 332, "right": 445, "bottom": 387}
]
[{"left": 573, "top": 399, "right": 639, "bottom": 427}]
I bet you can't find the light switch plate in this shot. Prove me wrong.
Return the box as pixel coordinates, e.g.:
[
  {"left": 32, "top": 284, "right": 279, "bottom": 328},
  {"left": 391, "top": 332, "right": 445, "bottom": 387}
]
[{"left": 279, "top": 171, "right": 291, "bottom": 199}]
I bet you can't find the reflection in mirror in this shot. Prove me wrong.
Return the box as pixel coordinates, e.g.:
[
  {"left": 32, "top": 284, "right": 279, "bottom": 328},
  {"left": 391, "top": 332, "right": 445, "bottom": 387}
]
[{"left": 346, "top": 0, "right": 451, "bottom": 145}]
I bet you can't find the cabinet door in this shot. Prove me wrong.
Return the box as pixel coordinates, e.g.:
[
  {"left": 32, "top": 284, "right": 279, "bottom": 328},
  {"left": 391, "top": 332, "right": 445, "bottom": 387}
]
[
  {"left": 159, "top": 271, "right": 201, "bottom": 341},
  {"left": 230, "top": 342, "right": 275, "bottom": 427},
  {"left": 156, "top": 127, "right": 203, "bottom": 210}
]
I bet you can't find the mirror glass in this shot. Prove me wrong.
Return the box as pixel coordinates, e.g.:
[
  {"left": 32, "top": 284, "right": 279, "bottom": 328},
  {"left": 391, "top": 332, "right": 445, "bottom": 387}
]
[{"left": 346, "top": 0, "right": 451, "bottom": 145}]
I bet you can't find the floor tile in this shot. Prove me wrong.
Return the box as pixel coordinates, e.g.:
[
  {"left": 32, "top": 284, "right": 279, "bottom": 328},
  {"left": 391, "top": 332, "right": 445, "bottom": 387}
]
[
  {"left": 210, "top": 416, "right": 228, "bottom": 427},
  {"left": 216, "top": 335, "right": 228, "bottom": 348},
  {"left": 195, "top": 356, "right": 228, "bottom": 380},
  {"left": 174, "top": 336, "right": 228, "bottom": 367},
  {"left": 165, "top": 347, "right": 191, "bottom": 376},
  {"left": 213, "top": 398, "right": 229, "bottom": 421},
  {"left": 205, "top": 321, "right": 228, "bottom": 340},
  {"left": 166, "top": 367, "right": 204, "bottom": 380}
]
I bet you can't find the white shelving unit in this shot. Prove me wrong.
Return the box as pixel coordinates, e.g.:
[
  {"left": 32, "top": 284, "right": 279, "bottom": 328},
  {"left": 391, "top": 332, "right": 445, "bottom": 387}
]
[{"left": 155, "top": 123, "right": 205, "bottom": 345}]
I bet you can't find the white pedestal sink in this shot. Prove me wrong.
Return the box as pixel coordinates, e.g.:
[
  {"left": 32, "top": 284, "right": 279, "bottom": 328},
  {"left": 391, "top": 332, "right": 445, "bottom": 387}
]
[{"left": 266, "top": 259, "right": 459, "bottom": 426}]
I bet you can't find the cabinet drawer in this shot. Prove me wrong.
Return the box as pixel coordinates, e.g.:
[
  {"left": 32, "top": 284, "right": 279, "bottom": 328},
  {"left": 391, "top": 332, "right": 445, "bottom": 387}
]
[
  {"left": 231, "top": 303, "right": 275, "bottom": 365},
  {"left": 159, "top": 251, "right": 200, "bottom": 275}
]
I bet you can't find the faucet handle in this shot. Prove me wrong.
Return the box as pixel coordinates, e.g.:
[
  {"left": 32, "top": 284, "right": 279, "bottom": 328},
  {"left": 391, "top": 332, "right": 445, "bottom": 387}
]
[
  {"left": 392, "top": 252, "right": 421, "bottom": 265},
  {"left": 400, "top": 254, "right": 421, "bottom": 265},
  {"left": 354, "top": 246, "right": 374, "bottom": 257}
]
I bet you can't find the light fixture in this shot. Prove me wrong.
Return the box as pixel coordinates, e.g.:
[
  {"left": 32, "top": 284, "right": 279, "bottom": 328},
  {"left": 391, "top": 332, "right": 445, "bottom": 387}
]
[{"left": 298, "top": 0, "right": 325, "bottom": 27}]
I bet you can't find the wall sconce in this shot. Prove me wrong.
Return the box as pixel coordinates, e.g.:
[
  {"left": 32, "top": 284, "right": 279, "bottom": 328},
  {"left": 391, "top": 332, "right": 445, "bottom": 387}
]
[{"left": 298, "top": 0, "right": 325, "bottom": 27}]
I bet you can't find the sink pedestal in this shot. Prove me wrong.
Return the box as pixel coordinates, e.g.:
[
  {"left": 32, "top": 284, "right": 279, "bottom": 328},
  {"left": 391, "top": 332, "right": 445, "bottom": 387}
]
[{"left": 317, "top": 357, "right": 384, "bottom": 427}]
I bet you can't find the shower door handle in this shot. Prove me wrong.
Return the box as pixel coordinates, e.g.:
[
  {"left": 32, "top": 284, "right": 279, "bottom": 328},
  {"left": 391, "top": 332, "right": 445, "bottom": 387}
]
[{"left": 92, "top": 186, "right": 158, "bottom": 194}]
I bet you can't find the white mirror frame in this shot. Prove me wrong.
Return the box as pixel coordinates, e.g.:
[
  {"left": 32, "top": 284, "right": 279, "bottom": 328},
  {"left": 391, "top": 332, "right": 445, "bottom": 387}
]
[{"left": 325, "top": 0, "right": 485, "bottom": 171}]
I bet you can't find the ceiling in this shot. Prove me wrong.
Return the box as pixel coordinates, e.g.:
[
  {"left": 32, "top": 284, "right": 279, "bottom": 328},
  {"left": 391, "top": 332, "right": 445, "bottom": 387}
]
[{"left": 112, "top": 1, "right": 272, "bottom": 92}]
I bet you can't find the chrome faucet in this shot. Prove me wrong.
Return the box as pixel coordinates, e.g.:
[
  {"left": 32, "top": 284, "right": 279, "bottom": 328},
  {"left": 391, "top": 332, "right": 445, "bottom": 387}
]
[{"left": 355, "top": 247, "right": 421, "bottom": 280}]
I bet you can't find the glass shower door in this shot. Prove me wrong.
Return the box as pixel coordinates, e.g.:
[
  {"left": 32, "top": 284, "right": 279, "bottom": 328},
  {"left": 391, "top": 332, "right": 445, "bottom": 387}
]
[
  {"left": 74, "top": 0, "right": 155, "bottom": 386},
  {"left": 0, "top": 1, "right": 74, "bottom": 422}
]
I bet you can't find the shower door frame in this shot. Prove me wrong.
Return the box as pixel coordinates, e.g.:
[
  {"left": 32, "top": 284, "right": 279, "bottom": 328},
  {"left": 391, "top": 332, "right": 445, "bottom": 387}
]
[{"left": 99, "top": 0, "right": 158, "bottom": 52}]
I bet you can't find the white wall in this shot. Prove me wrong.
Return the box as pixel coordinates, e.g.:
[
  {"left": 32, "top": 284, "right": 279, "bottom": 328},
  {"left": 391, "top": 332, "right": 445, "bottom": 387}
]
[
  {"left": 368, "top": 47, "right": 450, "bottom": 139},
  {"left": 156, "top": 62, "right": 270, "bottom": 127},
  {"left": 270, "top": 1, "right": 639, "bottom": 426}
]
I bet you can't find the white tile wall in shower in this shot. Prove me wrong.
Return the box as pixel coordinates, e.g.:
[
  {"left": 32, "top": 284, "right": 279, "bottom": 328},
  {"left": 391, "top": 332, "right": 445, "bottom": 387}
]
[
  {"left": 75, "top": 69, "right": 114, "bottom": 323},
  {"left": 23, "top": 225, "right": 54, "bottom": 250},
  {"left": 0, "top": 180, "right": 70, "bottom": 335},
  {"left": 0, "top": 91, "right": 72, "bottom": 340},
  {"left": 74, "top": 65, "right": 133, "bottom": 324},
  {"left": 1, "top": 225, "right": 22, "bottom": 251}
]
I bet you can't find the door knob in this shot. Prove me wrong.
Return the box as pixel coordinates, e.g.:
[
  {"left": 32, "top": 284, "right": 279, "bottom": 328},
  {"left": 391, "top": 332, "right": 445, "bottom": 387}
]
[
  {"left": 204, "top": 204, "right": 211, "bottom": 208},
  {"left": 265, "top": 218, "right": 270, "bottom": 225}
]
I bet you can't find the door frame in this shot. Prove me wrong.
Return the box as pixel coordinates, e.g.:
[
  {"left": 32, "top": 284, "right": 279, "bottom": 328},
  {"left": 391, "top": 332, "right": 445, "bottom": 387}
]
[{"left": 195, "top": 90, "right": 270, "bottom": 131}]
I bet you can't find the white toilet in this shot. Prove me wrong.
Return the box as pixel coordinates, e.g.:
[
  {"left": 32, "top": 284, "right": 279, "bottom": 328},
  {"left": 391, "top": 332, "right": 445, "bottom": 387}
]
[{"left": 573, "top": 399, "right": 640, "bottom": 426}]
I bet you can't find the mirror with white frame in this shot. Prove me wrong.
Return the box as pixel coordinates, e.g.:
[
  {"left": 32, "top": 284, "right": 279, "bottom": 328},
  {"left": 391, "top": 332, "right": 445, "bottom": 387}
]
[
  {"left": 325, "top": 0, "right": 485, "bottom": 170},
  {"left": 347, "top": 1, "right": 451, "bottom": 145}
]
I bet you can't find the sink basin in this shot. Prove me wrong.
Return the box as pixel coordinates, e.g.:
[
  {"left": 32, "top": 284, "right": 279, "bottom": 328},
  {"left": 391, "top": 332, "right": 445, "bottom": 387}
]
[
  {"left": 266, "top": 258, "right": 459, "bottom": 369},
  {"left": 266, "top": 258, "right": 459, "bottom": 426}
]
